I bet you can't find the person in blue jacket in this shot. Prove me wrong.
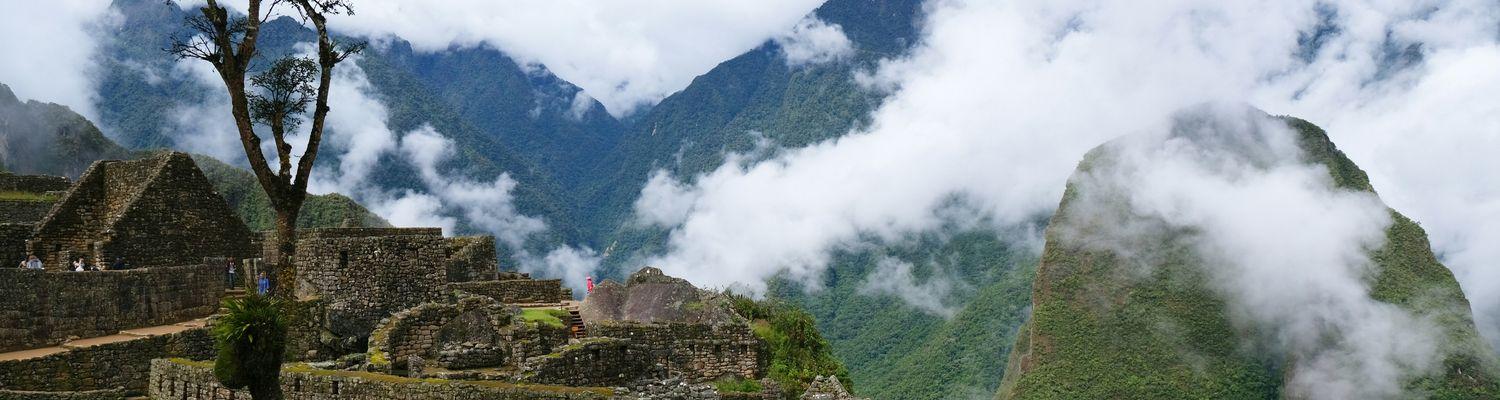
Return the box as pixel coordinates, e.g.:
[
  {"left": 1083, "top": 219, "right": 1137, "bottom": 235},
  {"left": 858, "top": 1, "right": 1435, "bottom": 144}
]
[{"left": 256, "top": 271, "right": 270, "bottom": 295}]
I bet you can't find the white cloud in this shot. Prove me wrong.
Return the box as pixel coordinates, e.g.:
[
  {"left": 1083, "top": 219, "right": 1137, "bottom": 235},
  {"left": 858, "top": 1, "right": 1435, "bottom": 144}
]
[
  {"left": 1059, "top": 106, "right": 1438, "bottom": 398},
  {"left": 774, "top": 16, "right": 854, "bottom": 66},
  {"left": 328, "top": 0, "right": 827, "bottom": 116},
  {"left": 859, "top": 257, "right": 958, "bottom": 317},
  {"left": 635, "top": 0, "right": 1500, "bottom": 353},
  {"left": 0, "top": 1, "right": 116, "bottom": 120},
  {"left": 633, "top": 170, "right": 699, "bottom": 227}
]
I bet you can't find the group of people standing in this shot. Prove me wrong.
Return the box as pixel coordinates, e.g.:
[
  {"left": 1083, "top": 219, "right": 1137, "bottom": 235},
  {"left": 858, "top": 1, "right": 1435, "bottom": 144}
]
[
  {"left": 14, "top": 253, "right": 128, "bottom": 271},
  {"left": 223, "top": 260, "right": 271, "bottom": 295}
]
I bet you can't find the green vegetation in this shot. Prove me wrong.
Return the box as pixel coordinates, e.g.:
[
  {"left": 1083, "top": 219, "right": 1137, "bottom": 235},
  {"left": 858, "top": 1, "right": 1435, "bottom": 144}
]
[
  {"left": 0, "top": 191, "right": 60, "bottom": 202},
  {"left": 192, "top": 154, "right": 390, "bottom": 230},
  {"left": 520, "top": 308, "right": 568, "bottom": 328},
  {"left": 713, "top": 377, "right": 764, "bottom": 394},
  {"left": 213, "top": 295, "right": 288, "bottom": 400},
  {"left": 996, "top": 118, "right": 1500, "bottom": 399},
  {"left": 729, "top": 294, "right": 851, "bottom": 399}
]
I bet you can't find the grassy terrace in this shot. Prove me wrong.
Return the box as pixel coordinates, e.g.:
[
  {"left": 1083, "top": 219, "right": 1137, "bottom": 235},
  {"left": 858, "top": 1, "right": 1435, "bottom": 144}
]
[
  {"left": 0, "top": 191, "right": 59, "bottom": 202},
  {"left": 520, "top": 308, "right": 570, "bottom": 328}
]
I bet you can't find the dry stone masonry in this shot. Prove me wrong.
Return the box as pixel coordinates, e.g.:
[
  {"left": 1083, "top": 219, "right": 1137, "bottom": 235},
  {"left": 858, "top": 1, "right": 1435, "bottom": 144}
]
[
  {"left": 149, "top": 358, "right": 615, "bottom": 400},
  {"left": 0, "top": 264, "right": 223, "bottom": 352},
  {"left": 587, "top": 321, "right": 765, "bottom": 383},
  {"left": 451, "top": 279, "right": 572, "bottom": 304},
  {"left": 445, "top": 235, "right": 498, "bottom": 283},
  {"left": 289, "top": 228, "right": 447, "bottom": 339},
  {"left": 0, "top": 326, "right": 213, "bottom": 393}
]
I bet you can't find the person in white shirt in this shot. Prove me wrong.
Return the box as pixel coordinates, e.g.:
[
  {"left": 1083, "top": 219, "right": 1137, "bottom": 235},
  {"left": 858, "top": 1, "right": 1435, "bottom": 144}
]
[
  {"left": 22, "top": 254, "right": 43, "bottom": 270},
  {"left": 72, "top": 257, "right": 85, "bottom": 272}
]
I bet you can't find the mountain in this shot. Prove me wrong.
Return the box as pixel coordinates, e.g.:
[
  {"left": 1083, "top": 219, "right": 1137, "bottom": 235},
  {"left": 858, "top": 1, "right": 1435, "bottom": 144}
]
[
  {"left": 0, "top": 83, "right": 132, "bottom": 177},
  {"left": 995, "top": 115, "right": 1500, "bottom": 399},
  {"left": 0, "top": 81, "right": 385, "bottom": 230}
]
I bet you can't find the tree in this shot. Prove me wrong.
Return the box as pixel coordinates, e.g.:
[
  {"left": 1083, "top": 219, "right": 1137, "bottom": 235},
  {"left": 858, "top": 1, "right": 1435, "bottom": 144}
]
[{"left": 168, "top": 0, "right": 363, "bottom": 300}]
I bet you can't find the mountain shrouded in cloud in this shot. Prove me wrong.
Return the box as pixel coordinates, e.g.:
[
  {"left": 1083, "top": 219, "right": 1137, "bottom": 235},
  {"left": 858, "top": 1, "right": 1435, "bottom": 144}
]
[
  {"left": 997, "top": 106, "right": 1498, "bottom": 399},
  {"left": 1, "top": 0, "right": 1499, "bottom": 398}
]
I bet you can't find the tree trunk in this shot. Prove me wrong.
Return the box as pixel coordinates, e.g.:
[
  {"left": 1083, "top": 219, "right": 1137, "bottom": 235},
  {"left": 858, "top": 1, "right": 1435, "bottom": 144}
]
[{"left": 271, "top": 203, "right": 301, "bottom": 300}]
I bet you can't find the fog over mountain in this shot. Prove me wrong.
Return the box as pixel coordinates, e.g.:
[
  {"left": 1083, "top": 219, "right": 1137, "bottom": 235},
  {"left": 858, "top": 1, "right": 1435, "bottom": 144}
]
[{"left": 1, "top": 0, "right": 1498, "bottom": 398}]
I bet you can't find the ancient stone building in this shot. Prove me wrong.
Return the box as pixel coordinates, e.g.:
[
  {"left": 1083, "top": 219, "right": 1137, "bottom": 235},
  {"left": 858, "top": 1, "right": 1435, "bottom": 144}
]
[
  {"left": 445, "top": 235, "right": 498, "bottom": 282},
  {"left": 0, "top": 264, "right": 224, "bottom": 352},
  {"left": 27, "top": 152, "right": 254, "bottom": 270},
  {"left": 287, "top": 228, "right": 448, "bottom": 339}
]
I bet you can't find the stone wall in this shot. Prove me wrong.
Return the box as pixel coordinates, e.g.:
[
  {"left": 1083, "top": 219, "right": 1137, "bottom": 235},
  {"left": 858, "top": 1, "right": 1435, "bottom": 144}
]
[
  {"left": 289, "top": 228, "right": 447, "bottom": 339},
  {"left": 367, "top": 294, "right": 515, "bottom": 371},
  {"left": 445, "top": 235, "right": 497, "bottom": 283},
  {"left": 0, "top": 223, "right": 32, "bottom": 265},
  {"left": 148, "top": 358, "right": 615, "bottom": 400},
  {"left": 450, "top": 279, "right": 570, "bottom": 304},
  {"left": 0, "top": 326, "right": 213, "bottom": 394},
  {"left": 0, "top": 172, "right": 70, "bottom": 193},
  {"left": 589, "top": 321, "right": 766, "bottom": 383},
  {"left": 368, "top": 293, "right": 571, "bottom": 372},
  {"left": 519, "top": 338, "right": 661, "bottom": 387},
  {"left": 0, "top": 200, "right": 56, "bottom": 223},
  {"left": 0, "top": 388, "right": 126, "bottom": 400},
  {"left": 0, "top": 264, "right": 224, "bottom": 352}
]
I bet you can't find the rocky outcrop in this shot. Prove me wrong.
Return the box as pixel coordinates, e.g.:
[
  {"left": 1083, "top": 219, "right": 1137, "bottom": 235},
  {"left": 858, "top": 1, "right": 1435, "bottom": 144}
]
[
  {"left": 801, "top": 376, "right": 861, "bottom": 400},
  {"left": 580, "top": 267, "right": 734, "bottom": 324}
]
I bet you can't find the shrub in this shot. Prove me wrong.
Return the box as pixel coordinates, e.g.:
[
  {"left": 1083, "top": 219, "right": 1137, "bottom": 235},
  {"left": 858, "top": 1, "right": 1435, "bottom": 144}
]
[{"left": 213, "top": 294, "right": 288, "bottom": 400}]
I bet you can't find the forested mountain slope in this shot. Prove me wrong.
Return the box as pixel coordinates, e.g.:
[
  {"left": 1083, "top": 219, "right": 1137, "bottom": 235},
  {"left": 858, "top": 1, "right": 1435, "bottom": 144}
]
[{"left": 997, "top": 115, "right": 1500, "bottom": 399}]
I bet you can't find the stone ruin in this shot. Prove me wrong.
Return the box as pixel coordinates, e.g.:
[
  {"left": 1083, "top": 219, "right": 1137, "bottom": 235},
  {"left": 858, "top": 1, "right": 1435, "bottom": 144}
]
[{"left": 0, "top": 154, "right": 812, "bottom": 399}]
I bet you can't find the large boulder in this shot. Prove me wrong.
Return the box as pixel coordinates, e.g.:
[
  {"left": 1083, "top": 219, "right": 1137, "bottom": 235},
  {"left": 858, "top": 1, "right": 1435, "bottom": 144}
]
[{"left": 580, "top": 267, "right": 735, "bottom": 324}]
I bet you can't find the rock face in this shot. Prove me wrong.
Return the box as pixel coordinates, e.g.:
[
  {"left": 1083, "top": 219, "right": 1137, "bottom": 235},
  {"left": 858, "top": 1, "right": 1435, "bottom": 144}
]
[
  {"left": 801, "top": 376, "right": 861, "bottom": 400},
  {"left": 996, "top": 114, "right": 1500, "bottom": 399},
  {"left": 580, "top": 267, "right": 734, "bottom": 324}
]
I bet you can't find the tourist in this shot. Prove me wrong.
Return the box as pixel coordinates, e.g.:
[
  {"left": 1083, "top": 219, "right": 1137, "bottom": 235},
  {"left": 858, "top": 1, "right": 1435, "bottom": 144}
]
[
  {"left": 111, "top": 257, "right": 127, "bottom": 270},
  {"left": 72, "top": 257, "right": 85, "bottom": 272},
  {"left": 586, "top": 276, "right": 594, "bottom": 294},
  {"left": 256, "top": 271, "right": 270, "bottom": 295},
  {"left": 226, "top": 260, "right": 238, "bottom": 289},
  {"left": 23, "top": 254, "right": 42, "bottom": 270}
]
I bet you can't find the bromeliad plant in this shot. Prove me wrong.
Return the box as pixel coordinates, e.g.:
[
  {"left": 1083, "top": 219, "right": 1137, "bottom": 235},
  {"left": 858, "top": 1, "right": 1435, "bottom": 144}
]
[{"left": 213, "top": 294, "right": 288, "bottom": 400}]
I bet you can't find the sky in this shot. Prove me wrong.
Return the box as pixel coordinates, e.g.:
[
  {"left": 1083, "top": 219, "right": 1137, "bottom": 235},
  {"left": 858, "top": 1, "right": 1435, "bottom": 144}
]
[{"left": 0, "top": 0, "right": 1496, "bottom": 366}]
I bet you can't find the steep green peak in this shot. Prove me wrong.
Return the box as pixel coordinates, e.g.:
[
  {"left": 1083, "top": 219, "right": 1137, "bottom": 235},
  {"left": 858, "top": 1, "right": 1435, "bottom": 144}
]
[{"left": 999, "top": 107, "right": 1499, "bottom": 400}]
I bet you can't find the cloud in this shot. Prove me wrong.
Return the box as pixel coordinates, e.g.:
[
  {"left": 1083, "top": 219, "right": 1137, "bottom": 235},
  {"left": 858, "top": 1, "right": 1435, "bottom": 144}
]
[
  {"left": 859, "top": 257, "right": 958, "bottom": 317},
  {"left": 1058, "top": 105, "right": 1438, "bottom": 398},
  {"left": 774, "top": 16, "right": 854, "bottom": 67},
  {"left": 327, "top": 0, "right": 827, "bottom": 116},
  {"left": 0, "top": 1, "right": 116, "bottom": 121},
  {"left": 634, "top": 0, "right": 1500, "bottom": 351}
]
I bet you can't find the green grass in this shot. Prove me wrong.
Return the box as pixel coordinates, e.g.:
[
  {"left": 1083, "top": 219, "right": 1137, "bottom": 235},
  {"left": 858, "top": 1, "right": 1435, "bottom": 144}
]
[
  {"left": 0, "top": 191, "right": 59, "bottom": 202},
  {"left": 520, "top": 308, "right": 567, "bottom": 328},
  {"left": 714, "top": 377, "right": 764, "bottom": 393}
]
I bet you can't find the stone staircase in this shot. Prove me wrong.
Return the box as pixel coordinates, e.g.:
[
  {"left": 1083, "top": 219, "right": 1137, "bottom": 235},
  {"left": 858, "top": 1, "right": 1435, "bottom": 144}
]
[{"left": 563, "top": 301, "right": 587, "bottom": 339}]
